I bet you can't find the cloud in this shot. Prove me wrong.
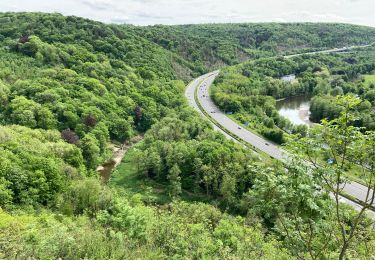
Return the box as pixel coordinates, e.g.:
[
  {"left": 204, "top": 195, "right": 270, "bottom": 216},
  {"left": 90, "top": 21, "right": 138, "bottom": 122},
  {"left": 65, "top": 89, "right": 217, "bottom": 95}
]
[
  {"left": 0, "top": 0, "right": 374, "bottom": 27},
  {"left": 81, "top": 0, "right": 117, "bottom": 11},
  {"left": 110, "top": 16, "right": 130, "bottom": 24},
  {"left": 133, "top": 11, "right": 173, "bottom": 21}
]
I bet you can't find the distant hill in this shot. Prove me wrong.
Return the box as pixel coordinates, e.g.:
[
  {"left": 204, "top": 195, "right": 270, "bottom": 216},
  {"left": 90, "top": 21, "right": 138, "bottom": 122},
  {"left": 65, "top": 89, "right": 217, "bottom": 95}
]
[
  {"left": 2, "top": 12, "right": 375, "bottom": 80},
  {"left": 1, "top": 12, "right": 375, "bottom": 259},
  {"left": 130, "top": 23, "right": 375, "bottom": 71}
]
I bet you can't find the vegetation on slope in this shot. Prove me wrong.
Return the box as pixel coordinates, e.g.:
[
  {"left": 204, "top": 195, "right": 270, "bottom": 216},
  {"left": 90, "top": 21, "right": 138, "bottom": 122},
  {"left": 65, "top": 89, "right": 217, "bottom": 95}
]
[
  {"left": 114, "top": 100, "right": 375, "bottom": 259},
  {"left": 133, "top": 23, "right": 375, "bottom": 70},
  {"left": 212, "top": 47, "right": 375, "bottom": 143},
  {"left": 0, "top": 12, "right": 374, "bottom": 259}
]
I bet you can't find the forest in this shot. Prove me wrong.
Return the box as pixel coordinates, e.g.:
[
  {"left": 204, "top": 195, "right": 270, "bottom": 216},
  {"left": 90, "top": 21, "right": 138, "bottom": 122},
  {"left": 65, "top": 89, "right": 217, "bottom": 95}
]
[
  {"left": 211, "top": 47, "right": 375, "bottom": 143},
  {"left": 132, "top": 23, "right": 375, "bottom": 70},
  {"left": 0, "top": 12, "right": 375, "bottom": 259}
]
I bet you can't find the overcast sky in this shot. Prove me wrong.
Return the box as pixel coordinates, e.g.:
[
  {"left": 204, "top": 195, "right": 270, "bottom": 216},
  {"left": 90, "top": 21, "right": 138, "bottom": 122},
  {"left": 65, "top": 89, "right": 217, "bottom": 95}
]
[{"left": 1, "top": 0, "right": 374, "bottom": 27}]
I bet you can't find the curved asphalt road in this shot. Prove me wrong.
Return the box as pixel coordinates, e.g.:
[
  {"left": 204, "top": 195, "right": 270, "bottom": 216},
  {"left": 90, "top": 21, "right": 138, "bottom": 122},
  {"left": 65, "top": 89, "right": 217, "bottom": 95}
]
[
  {"left": 185, "top": 73, "right": 234, "bottom": 141},
  {"left": 197, "top": 72, "right": 286, "bottom": 159},
  {"left": 185, "top": 45, "right": 375, "bottom": 215}
]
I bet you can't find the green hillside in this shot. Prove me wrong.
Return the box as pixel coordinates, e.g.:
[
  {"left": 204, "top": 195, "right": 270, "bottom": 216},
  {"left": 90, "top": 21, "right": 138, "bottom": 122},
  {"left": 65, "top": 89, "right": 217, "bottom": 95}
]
[
  {"left": 132, "top": 23, "right": 375, "bottom": 70},
  {"left": 211, "top": 46, "right": 375, "bottom": 143},
  {"left": 0, "top": 12, "right": 374, "bottom": 259}
]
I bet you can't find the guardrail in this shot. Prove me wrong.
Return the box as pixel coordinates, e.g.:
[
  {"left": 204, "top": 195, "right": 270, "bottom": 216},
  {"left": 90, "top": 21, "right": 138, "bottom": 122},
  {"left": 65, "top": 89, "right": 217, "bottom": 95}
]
[
  {"left": 190, "top": 72, "right": 375, "bottom": 213},
  {"left": 193, "top": 74, "right": 272, "bottom": 159}
]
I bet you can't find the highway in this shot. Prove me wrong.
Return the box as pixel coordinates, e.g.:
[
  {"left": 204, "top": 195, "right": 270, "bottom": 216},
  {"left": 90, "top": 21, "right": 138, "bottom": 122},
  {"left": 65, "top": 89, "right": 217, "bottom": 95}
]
[
  {"left": 196, "top": 72, "right": 286, "bottom": 159},
  {"left": 185, "top": 47, "right": 375, "bottom": 216},
  {"left": 185, "top": 73, "right": 235, "bottom": 141},
  {"left": 285, "top": 43, "right": 375, "bottom": 59}
]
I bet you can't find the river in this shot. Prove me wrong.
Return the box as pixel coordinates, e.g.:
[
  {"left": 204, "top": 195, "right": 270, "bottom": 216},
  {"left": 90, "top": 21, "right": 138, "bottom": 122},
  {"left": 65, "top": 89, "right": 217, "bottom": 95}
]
[
  {"left": 276, "top": 95, "right": 313, "bottom": 126},
  {"left": 97, "top": 135, "right": 143, "bottom": 183}
]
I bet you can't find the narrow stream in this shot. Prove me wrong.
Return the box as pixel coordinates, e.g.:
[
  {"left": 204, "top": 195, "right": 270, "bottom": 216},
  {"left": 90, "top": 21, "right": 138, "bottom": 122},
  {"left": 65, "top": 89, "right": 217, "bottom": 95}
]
[
  {"left": 97, "top": 135, "right": 143, "bottom": 183},
  {"left": 98, "top": 158, "right": 118, "bottom": 183},
  {"left": 276, "top": 95, "right": 313, "bottom": 126}
]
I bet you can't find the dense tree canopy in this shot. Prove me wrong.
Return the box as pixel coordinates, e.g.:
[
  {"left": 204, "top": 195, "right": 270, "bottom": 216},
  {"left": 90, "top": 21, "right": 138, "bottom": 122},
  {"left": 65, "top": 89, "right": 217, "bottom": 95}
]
[
  {"left": 0, "top": 125, "right": 84, "bottom": 207},
  {"left": 133, "top": 23, "right": 375, "bottom": 70},
  {"left": 0, "top": 12, "right": 374, "bottom": 259},
  {"left": 212, "top": 47, "right": 375, "bottom": 143}
]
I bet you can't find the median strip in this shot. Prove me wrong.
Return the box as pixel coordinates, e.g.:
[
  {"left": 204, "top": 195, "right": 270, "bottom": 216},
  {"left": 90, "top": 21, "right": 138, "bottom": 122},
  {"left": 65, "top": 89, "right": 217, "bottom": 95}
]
[
  {"left": 190, "top": 73, "right": 375, "bottom": 213},
  {"left": 193, "top": 74, "right": 271, "bottom": 159}
]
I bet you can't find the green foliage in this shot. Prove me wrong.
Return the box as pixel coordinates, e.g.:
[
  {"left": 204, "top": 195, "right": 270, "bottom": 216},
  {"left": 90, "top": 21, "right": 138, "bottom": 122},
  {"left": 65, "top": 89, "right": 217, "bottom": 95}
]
[
  {"left": 1, "top": 12, "right": 375, "bottom": 259},
  {"left": 212, "top": 47, "right": 375, "bottom": 142},
  {"left": 309, "top": 95, "right": 343, "bottom": 122},
  {"left": 59, "top": 178, "right": 112, "bottom": 216},
  {"left": 0, "top": 125, "right": 84, "bottom": 207},
  {"left": 135, "top": 23, "right": 375, "bottom": 71},
  {"left": 286, "top": 95, "right": 375, "bottom": 259},
  {"left": 0, "top": 199, "right": 292, "bottom": 259},
  {"left": 80, "top": 133, "right": 101, "bottom": 169},
  {"left": 0, "top": 13, "right": 189, "bottom": 172},
  {"left": 134, "top": 112, "right": 260, "bottom": 205},
  {"left": 168, "top": 164, "right": 182, "bottom": 199}
]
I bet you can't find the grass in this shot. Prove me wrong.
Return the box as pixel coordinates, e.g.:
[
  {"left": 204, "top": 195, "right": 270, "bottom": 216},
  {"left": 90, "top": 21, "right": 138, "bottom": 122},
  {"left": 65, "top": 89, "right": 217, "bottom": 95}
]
[
  {"left": 338, "top": 161, "right": 371, "bottom": 187},
  {"left": 340, "top": 191, "right": 375, "bottom": 212},
  {"left": 227, "top": 114, "right": 271, "bottom": 141},
  {"left": 109, "top": 142, "right": 212, "bottom": 205},
  {"left": 363, "top": 74, "right": 375, "bottom": 87}
]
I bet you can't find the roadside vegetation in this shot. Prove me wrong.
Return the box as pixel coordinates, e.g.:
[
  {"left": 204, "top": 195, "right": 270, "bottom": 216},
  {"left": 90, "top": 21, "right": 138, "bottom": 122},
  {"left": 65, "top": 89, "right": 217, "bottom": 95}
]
[{"left": 211, "top": 47, "right": 375, "bottom": 144}]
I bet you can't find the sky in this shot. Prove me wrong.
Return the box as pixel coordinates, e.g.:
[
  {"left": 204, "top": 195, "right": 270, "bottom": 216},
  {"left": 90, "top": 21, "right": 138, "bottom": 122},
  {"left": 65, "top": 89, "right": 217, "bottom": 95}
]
[{"left": 0, "top": 0, "right": 374, "bottom": 27}]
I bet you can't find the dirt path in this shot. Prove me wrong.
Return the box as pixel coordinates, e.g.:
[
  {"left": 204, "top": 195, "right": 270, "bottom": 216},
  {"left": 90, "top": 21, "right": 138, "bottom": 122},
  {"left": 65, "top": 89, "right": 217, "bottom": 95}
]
[{"left": 97, "top": 135, "right": 143, "bottom": 183}]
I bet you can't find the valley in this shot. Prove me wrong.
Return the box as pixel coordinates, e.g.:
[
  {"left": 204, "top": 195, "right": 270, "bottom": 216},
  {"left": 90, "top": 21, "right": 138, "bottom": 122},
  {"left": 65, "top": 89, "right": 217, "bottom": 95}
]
[{"left": 0, "top": 12, "right": 374, "bottom": 259}]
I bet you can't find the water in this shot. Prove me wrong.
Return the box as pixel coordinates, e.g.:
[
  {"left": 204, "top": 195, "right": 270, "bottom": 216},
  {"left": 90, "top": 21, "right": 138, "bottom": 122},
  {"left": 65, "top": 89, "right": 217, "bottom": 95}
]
[
  {"left": 276, "top": 95, "right": 313, "bottom": 126},
  {"left": 98, "top": 159, "right": 117, "bottom": 183}
]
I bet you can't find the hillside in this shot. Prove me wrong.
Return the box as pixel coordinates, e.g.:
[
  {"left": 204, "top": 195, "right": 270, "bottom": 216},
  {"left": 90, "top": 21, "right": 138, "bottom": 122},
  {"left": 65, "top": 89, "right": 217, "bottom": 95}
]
[
  {"left": 0, "top": 12, "right": 374, "bottom": 259},
  {"left": 131, "top": 23, "right": 375, "bottom": 70},
  {"left": 2, "top": 13, "right": 375, "bottom": 79},
  {"left": 0, "top": 12, "right": 199, "bottom": 81},
  {"left": 211, "top": 46, "right": 375, "bottom": 143}
]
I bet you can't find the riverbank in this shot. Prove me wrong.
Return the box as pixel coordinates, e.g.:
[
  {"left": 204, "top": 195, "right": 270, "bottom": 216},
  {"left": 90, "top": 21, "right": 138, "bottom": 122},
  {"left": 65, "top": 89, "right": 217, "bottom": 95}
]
[
  {"left": 276, "top": 94, "right": 313, "bottom": 126},
  {"left": 97, "top": 135, "right": 144, "bottom": 182}
]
